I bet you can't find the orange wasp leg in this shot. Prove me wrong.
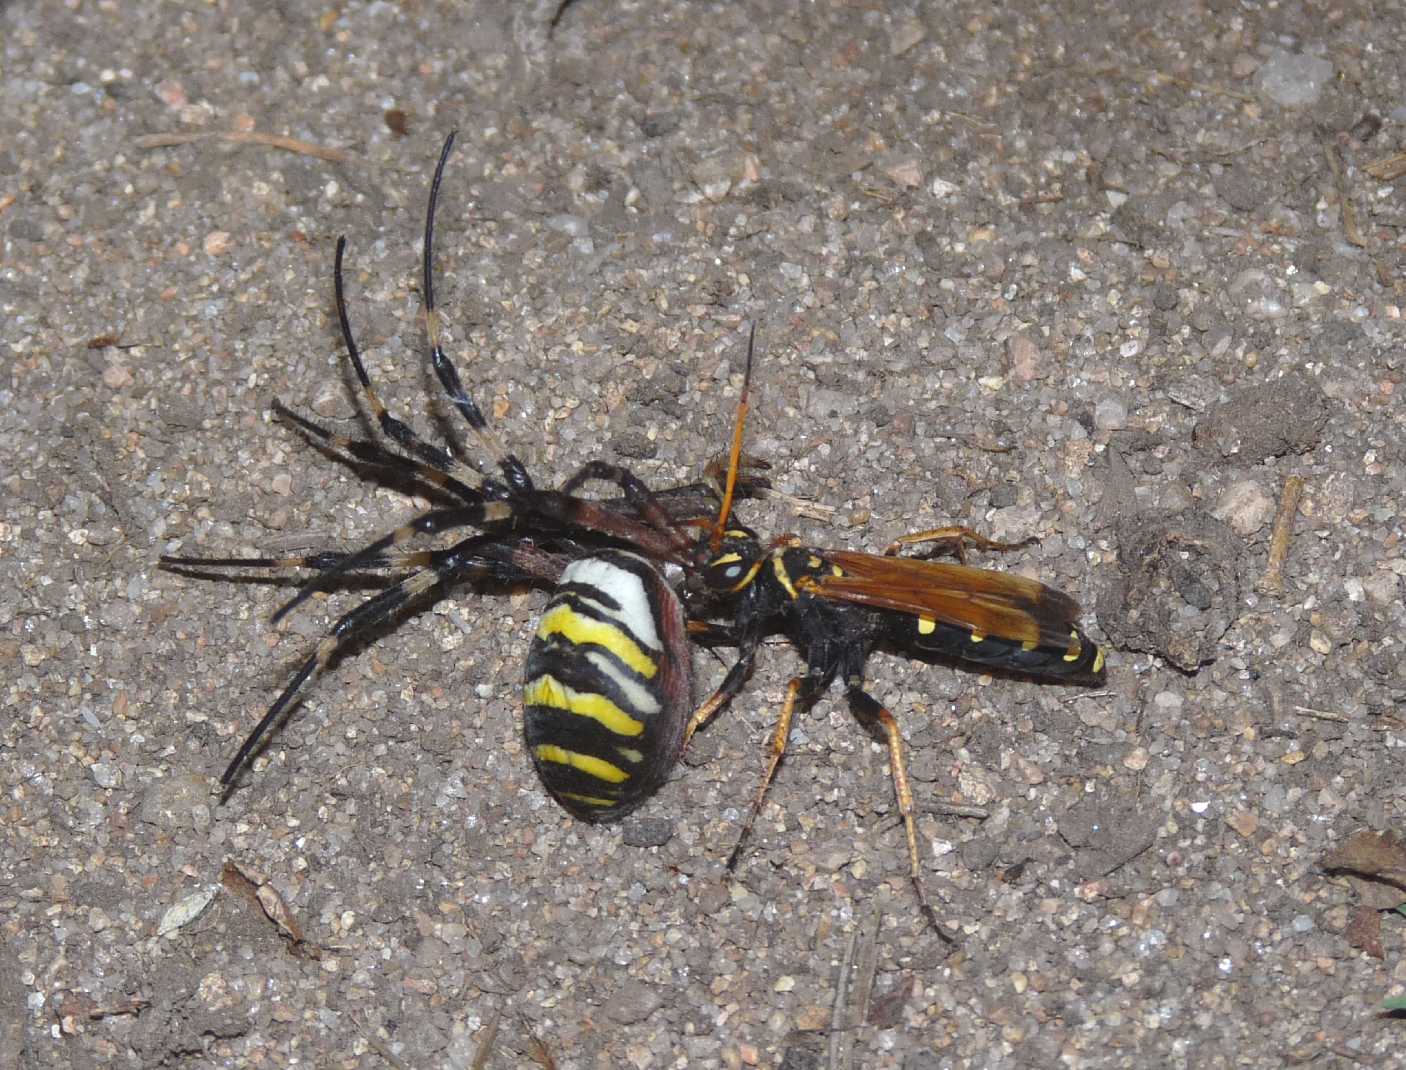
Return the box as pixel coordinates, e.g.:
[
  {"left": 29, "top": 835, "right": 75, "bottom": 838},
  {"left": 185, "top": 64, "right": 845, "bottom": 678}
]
[
  {"left": 684, "top": 689, "right": 731, "bottom": 748},
  {"left": 883, "top": 525, "right": 1036, "bottom": 563},
  {"left": 682, "top": 634, "right": 761, "bottom": 747},
  {"left": 848, "top": 687, "right": 959, "bottom": 943},
  {"left": 725, "top": 676, "right": 805, "bottom": 872}
]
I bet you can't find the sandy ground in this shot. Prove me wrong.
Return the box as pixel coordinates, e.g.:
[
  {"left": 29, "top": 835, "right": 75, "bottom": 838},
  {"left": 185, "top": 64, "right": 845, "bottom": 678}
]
[{"left": 4, "top": 1, "right": 1405, "bottom": 1067}]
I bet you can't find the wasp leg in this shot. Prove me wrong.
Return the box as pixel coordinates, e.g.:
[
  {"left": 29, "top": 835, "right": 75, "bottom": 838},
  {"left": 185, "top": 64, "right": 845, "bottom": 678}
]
[
  {"left": 682, "top": 630, "right": 762, "bottom": 746},
  {"left": 882, "top": 526, "right": 1036, "bottom": 564},
  {"left": 725, "top": 673, "right": 826, "bottom": 873},
  {"left": 686, "top": 620, "right": 741, "bottom": 645},
  {"left": 847, "top": 686, "right": 959, "bottom": 944}
]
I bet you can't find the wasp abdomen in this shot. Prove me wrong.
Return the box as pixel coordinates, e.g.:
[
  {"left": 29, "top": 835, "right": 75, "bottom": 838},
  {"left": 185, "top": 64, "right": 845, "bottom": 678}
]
[
  {"left": 899, "top": 615, "right": 1105, "bottom": 680},
  {"left": 523, "top": 550, "right": 692, "bottom": 821}
]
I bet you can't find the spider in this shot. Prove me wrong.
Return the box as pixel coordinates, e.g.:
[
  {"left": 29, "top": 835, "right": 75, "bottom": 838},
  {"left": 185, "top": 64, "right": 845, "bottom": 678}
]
[{"left": 161, "top": 132, "right": 762, "bottom": 805}]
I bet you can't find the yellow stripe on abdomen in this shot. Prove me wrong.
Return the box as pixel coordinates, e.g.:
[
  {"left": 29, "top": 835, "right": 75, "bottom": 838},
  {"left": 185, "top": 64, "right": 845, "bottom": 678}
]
[
  {"left": 523, "top": 674, "right": 646, "bottom": 738},
  {"left": 557, "top": 791, "right": 620, "bottom": 809},
  {"left": 1062, "top": 631, "right": 1084, "bottom": 662},
  {"left": 532, "top": 745, "right": 631, "bottom": 784},
  {"left": 536, "top": 604, "right": 657, "bottom": 679}
]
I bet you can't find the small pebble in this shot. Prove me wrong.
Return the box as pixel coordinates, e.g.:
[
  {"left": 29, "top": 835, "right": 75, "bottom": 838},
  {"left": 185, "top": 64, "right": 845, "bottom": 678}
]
[
  {"left": 1256, "top": 50, "right": 1334, "bottom": 107},
  {"left": 1093, "top": 397, "right": 1128, "bottom": 431},
  {"left": 102, "top": 364, "right": 133, "bottom": 389},
  {"left": 1212, "top": 480, "right": 1274, "bottom": 536}
]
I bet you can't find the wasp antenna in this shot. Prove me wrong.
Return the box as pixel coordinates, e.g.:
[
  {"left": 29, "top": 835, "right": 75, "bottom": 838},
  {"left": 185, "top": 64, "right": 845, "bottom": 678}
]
[{"left": 710, "top": 322, "right": 756, "bottom": 553}]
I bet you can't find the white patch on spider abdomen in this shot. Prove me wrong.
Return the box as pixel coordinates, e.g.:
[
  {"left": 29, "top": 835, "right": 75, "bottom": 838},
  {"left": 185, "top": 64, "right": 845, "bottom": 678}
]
[{"left": 558, "top": 553, "right": 662, "bottom": 652}]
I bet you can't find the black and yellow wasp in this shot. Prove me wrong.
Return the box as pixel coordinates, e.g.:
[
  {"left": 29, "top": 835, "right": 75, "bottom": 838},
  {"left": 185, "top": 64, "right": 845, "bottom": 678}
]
[
  {"left": 671, "top": 359, "right": 1104, "bottom": 932},
  {"left": 160, "top": 132, "right": 1104, "bottom": 934}
]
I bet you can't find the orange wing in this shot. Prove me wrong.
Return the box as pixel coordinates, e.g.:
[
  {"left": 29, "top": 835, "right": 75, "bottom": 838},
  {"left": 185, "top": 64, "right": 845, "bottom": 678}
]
[{"left": 810, "top": 550, "right": 1084, "bottom": 650}]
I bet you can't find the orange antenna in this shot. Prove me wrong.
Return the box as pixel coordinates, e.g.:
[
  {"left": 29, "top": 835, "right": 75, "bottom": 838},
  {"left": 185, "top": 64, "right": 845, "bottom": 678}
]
[{"left": 710, "top": 322, "right": 756, "bottom": 553}]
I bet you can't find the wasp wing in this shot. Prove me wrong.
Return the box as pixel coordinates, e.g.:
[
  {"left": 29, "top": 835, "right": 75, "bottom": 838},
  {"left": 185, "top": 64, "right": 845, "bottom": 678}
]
[{"left": 812, "top": 550, "right": 1084, "bottom": 650}]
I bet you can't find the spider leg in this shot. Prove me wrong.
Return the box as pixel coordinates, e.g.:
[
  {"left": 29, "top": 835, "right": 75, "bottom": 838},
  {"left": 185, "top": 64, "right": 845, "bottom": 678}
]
[
  {"left": 159, "top": 538, "right": 501, "bottom": 575},
  {"left": 272, "top": 400, "right": 482, "bottom": 504},
  {"left": 559, "top": 460, "right": 694, "bottom": 550},
  {"left": 421, "top": 132, "right": 532, "bottom": 496},
  {"left": 560, "top": 464, "right": 767, "bottom": 526},
  {"left": 543, "top": 465, "right": 773, "bottom": 565},
  {"left": 333, "top": 234, "right": 507, "bottom": 499},
  {"left": 262, "top": 502, "right": 515, "bottom": 624},
  {"left": 526, "top": 489, "right": 695, "bottom": 564},
  {"left": 162, "top": 536, "right": 571, "bottom": 588},
  {"left": 161, "top": 548, "right": 442, "bottom": 574},
  {"left": 219, "top": 538, "right": 562, "bottom": 791},
  {"left": 649, "top": 480, "right": 768, "bottom": 522}
]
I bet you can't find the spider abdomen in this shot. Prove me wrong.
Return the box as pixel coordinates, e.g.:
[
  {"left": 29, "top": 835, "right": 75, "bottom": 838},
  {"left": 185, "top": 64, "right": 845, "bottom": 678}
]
[{"left": 523, "top": 550, "right": 692, "bottom": 822}]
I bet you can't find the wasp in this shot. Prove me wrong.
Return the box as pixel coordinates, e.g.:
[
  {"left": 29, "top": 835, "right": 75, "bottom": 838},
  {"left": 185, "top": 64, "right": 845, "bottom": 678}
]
[{"left": 650, "top": 337, "right": 1107, "bottom": 936}]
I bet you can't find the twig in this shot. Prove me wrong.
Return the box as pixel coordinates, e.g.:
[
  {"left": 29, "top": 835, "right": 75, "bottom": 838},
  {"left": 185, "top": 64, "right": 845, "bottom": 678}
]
[
  {"left": 1364, "top": 151, "right": 1406, "bottom": 182},
  {"left": 471, "top": 1008, "right": 502, "bottom": 1070},
  {"left": 134, "top": 130, "right": 349, "bottom": 163},
  {"left": 523, "top": 1017, "right": 559, "bottom": 1069},
  {"left": 827, "top": 905, "right": 884, "bottom": 1070},
  {"left": 1322, "top": 140, "right": 1366, "bottom": 248},
  {"left": 1071, "top": 64, "right": 1256, "bottom": 104},
  {"left": 1293, "top": 705, "right": 1349, "bottom": 724},
  {"left": 360, "top": 1023, "right": 412, "bottom": 1070},
  {"left": 930, "top": 801, "right": 990, "bottom": 820},
  {"left": 1138, "top": 68, "right": 1256, "bottom": 103},
  {"left": 1259, "top": 474, "right": 1304, "bottom": 596},
  {"left": 851, "top": 905, "right": 882, "bottom": 1033},
  {"left": 827, "top": 923, "right": 858, "bottom": 1070}
]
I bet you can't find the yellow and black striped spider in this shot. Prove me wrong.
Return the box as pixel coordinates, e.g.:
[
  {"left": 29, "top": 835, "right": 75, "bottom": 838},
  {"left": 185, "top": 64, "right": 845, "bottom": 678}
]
[{"left": 161, "top": 133, "right": 758, "bottom": 810}]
